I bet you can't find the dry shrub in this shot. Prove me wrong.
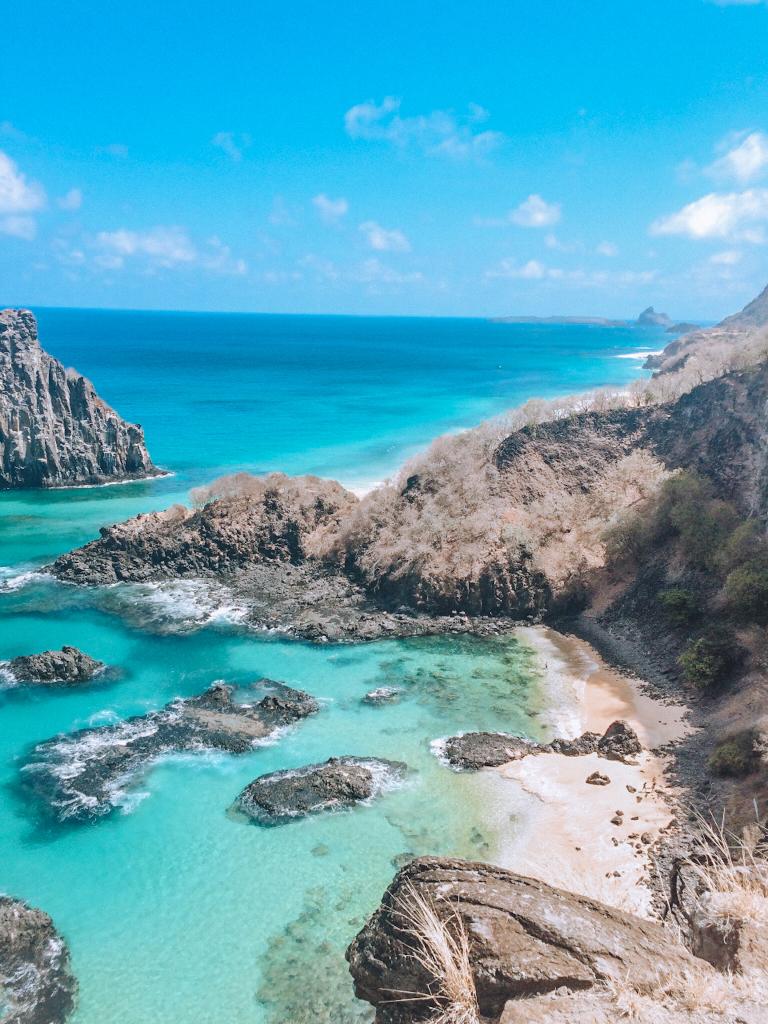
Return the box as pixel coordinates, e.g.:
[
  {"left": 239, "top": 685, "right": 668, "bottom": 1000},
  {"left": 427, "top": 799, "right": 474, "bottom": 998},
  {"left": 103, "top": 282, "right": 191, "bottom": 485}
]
[
  {"left": 389, "top": 884, "right": 479, "bottom": 1024},
  {"left": 683, "top": 812, "right": 768, "bottom": 928}
]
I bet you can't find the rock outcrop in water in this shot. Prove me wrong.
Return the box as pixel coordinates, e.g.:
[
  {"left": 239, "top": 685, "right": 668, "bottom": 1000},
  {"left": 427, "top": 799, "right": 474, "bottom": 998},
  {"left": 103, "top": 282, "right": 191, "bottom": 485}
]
[
  {"left": 346, "top": 858, "right": 720, "bottom": 1024},
  {"left": 0, "top": 308, "right": 158, "bottom": 489},
  {"left": 439, "top": 719, "right": 641, "bottom": 771},
  {"left": 233, "top": 756, "right": 407, "bottom": 824},
  {"left": 7, "top": 646, "right": 105, "bottom": 685},
  {"left": 22, "top": 680, "right": 318, "bottom": 821},
  {"left": 0, "top": 895, "right": 77, "bottom": 1024}
]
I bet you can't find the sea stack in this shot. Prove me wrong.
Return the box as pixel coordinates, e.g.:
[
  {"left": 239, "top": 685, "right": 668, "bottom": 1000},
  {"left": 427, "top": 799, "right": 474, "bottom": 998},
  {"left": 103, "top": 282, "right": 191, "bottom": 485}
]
[{"left": 0, "top": 308, "right": 159, "bottom": 489}]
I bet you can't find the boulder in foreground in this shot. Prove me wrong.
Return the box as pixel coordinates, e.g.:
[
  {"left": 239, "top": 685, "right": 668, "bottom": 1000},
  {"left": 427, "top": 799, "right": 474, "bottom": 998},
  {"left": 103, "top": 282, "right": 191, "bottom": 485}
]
[
  {"left": 346, "top": 857, "right": 710, "bottom": 1024},
  {"left": 0, "top": 895, "right": 76, "bottom": 1024}
]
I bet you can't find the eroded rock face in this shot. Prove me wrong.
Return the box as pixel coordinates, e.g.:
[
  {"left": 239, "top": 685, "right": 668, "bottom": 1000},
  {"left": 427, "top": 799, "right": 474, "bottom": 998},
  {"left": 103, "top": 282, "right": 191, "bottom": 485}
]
[
  {"left": 347, "top": 858, "right": 704, "bottom": 1024},
  {"left": 7, "top": 646, "right": 105, "bottom": 684},
  {"left": 0, "top": 308, "right": 158, "bottom": 489},
  {"left": 233, "top": 756, "right": 407, "bottom": 824},
  {"left": 439, "top": 721, "right": 641, "bottom": 771},
  {"left": 21, "top": 680, "right": 318, "bottom": 821},
  {"left": 0, "top": 896, "right": 76, "bottom": 1024}
]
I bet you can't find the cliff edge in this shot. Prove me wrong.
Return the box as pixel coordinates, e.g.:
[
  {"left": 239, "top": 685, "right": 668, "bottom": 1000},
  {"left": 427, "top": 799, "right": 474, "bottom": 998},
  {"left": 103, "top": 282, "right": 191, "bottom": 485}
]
[{"left": 0, "top": 308, "right": 159, "bottom": 489}]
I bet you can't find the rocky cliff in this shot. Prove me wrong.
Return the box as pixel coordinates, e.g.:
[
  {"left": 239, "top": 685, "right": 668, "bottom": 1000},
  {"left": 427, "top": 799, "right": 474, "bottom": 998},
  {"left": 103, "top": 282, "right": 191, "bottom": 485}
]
[{"left": 0, "top": 308, "right": 158, "bottom": 488}]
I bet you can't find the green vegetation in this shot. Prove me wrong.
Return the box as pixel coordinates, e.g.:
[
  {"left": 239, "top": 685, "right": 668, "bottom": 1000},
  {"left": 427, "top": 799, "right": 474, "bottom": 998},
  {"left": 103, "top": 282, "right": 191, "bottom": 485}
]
[
  {"left": 677, "top": 629, "right": 742, "bottom": 690},
  {"left": 708, "top": 729, "right": 762, "bottom": 777},
  {"left": 658, "top": 588, "right": 700, "bottom": 626},
  {"left": 607, "top": 471, "right": 768, "bottom": 631}
]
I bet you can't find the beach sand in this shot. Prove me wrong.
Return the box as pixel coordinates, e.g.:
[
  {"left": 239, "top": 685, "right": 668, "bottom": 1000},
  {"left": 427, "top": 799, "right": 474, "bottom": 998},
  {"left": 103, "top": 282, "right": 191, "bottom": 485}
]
[{"left": 485, "top": 625, "right": 692, "bottom": 918}]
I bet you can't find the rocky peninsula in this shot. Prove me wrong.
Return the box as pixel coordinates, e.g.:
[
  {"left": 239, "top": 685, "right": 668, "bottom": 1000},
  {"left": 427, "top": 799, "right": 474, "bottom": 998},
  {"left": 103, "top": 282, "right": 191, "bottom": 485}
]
[{"left": 0, "top": 308, "right": 159, "bottom": 489}]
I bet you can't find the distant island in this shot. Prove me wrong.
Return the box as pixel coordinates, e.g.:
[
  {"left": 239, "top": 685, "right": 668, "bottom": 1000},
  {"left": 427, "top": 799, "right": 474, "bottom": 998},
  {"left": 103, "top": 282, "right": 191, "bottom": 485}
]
[{"left": 494, "top": 306, "right": 700, "bottom": 334}]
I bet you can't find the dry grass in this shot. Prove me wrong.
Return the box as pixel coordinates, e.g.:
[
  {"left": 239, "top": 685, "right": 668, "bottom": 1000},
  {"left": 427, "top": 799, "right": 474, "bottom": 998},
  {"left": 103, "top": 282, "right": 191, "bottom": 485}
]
[
  {"left": 683, "top": 810, "right": 768, "bottom": 927},
  {"left": 389, "top": 884, "right": 480, "bottom": 1024}
]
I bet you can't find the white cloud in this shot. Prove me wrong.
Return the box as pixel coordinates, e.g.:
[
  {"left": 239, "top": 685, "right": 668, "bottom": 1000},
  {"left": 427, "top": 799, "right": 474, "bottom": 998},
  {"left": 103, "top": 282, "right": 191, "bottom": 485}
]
[
  {"left": 201, "top": 236, "right": 247, "bottom": 275},
  {"left": 0, "top": 215, "right": 37, "bottom": 240},
  {"left": 650, "top": 188, "right": 768, "bottom": 241},
  {"left": 355, "top": 257, "right": 422, "bottom": 285},
  {"left": 359, "top": 220, "right": 410, "bottom": 252},
  {"left": 485, "top": 258, "right": 656, "bottom": 287},
  {"left": 510, "top": 194, "right": 561, "bottom": 228},
  {"left": 710, "top": 249, "right": 743, "bottom": 264},
  {"left": 212, "top": 131, "right": 251, "bottom": 162},
  {"left": 0, "top": 151, "right": 46, "bottom": 215},
  {"left": 707, "top": 131, "right": 768, "bottom": 183},
  {"left": 57, "top": 188, "right": 82, "bottom": 211},
  {"left": 312, "top": 193, "right": 349, "bottom": 224},
  {"left": 95, "top": 226, "right": 197, "bottom": 269},
  {"left": 596, "top": 240, "right": 618, "bottom": 256},
  {"left": 344, "top": 96, "right": 504, "bottom": 160}
]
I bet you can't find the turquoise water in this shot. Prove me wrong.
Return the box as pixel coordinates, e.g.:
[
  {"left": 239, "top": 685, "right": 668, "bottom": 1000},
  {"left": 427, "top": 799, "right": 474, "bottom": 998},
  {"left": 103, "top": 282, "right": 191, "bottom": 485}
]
[{"left": 0, "top": 310, "right": 659, "bottom": 1022}]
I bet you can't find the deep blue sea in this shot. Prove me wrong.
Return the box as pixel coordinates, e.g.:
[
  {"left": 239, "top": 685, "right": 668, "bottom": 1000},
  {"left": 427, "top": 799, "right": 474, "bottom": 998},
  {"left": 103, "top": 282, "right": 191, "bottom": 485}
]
[{"left": 0, "top": 309, "right": 662, "bottom": 1023}]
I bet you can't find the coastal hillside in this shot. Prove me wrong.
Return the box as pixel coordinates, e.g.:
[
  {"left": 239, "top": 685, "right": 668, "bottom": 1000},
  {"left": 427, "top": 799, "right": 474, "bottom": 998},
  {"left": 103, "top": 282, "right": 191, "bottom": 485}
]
[
  {"left": 647, "top": 284, "right": 768, "bottom": 377},
  {"left": 0, "top": 308, "right": 158, "bottom": 489}
]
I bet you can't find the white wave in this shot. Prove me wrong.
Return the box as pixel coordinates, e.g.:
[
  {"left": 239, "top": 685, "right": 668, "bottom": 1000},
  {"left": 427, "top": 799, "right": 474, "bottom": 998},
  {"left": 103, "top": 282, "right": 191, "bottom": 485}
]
[
  {"left": 0, "top": 567, "right": 51, "bottom": 593},
  {"left": 614, "top": 350, "right": 663, "bottom": 360},
  {"left": 111, "top": 579, "right": 250, "bottom": 632},
  {"left": 0, "top": 663, "right": 17, "bottom": 688}
]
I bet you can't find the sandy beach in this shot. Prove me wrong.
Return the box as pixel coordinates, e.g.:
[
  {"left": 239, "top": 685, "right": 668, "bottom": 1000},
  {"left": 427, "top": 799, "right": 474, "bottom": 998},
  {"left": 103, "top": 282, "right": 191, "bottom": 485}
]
[{"left": 489, "top": 626, "right": 692, "bottom": 918}]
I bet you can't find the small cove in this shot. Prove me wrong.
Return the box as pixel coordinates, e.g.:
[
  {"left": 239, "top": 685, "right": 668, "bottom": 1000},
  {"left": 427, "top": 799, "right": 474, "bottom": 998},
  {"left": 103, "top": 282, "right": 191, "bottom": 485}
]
[{"left": 0, "top": 309, "right": 662, "bottom": 1022}]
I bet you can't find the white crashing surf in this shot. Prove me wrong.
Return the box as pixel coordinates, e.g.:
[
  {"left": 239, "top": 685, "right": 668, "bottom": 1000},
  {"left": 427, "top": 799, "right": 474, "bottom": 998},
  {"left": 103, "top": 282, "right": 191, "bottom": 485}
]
[
  {"left": 0, "top": 565, "right": 51, "bottom": 593},
  {"left": 104, "top": 579, "right": 250, "bottom": 634}
]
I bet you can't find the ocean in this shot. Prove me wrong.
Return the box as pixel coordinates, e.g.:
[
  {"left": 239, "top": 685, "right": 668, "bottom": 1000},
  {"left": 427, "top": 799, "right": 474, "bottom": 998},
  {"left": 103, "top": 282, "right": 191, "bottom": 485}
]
[{"left": 0, "top": 309, "right": 662, "bottom": 1023}]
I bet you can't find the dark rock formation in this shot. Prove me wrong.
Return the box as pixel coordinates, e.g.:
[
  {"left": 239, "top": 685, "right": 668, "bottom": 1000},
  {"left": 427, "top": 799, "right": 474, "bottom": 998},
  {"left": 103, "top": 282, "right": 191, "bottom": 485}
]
[
  {"left": 233, "top": 756, "right": 406, "bottom": 824},
  {"left": 439, "top": 732, "right": 535, "bottom": 770},
  {"left": 346, "top": 858, "right": 706, "bottom": 1024},
  {"left": 0, "top": 896, "right": 76, "bottom": 1024},
  {"left": 0, "top": 308, "right": 158, "bottom": 489},
  {"left": 637, "top": 306, "right": 673, "bottom": 328},
  {"left": 596, "top": 719, "right": 642, "bottom": 761},
  {"left": 21, "top": 680, "right": 318, "bottom": 821},
  {"left": 7, "top": 646, "right": 105, "bottom": 684},
  {"left": 439, "top": 721, "right": 641, "bottom": 770}
]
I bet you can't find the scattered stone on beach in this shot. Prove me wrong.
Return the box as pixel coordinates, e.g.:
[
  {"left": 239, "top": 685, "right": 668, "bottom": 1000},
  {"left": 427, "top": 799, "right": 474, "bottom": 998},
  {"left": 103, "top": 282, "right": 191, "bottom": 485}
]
[
  {"left": 586, "top": 771, "right": 611, "bottom": 786},
  {"left": 611, "top": 813, "right": 624, "bottom": 826},
  {"left": 21, "top": 679, "right": 319, "bottom": 822},
  {"left": 7, "top": 646, "right": 105, "bottom": 685},
  {"left": 361, "top": 686, "right": 400, "bottom": 706},
  {"left": 233, "top": 756, "right": 406, "bottom": 825},
  {"left": 346, "top": 857, "right": 709, "bottom": 1024},
  {"left": 549, "top": 732, "right": 602, "bottom": 756},
  {"left": 0, "top": 895, "right": 77, "bottom": 1024}
]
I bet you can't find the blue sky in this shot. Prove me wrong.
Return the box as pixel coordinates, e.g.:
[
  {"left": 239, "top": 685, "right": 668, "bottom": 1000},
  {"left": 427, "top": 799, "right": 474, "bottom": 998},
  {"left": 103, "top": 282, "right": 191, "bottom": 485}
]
[{"left": 2, "top": 0, "right": 768, "bottom": 318}]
